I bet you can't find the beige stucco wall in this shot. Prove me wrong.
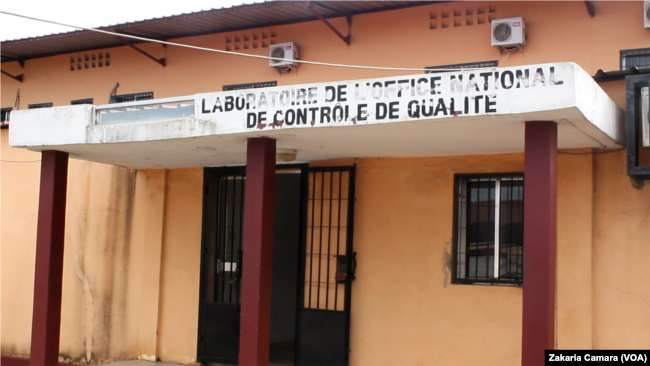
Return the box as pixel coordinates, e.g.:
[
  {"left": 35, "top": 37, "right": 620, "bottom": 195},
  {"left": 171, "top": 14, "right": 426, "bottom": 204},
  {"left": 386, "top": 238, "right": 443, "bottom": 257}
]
[{"left": 2, "top": 1, "right": 649, "bottom": 364}]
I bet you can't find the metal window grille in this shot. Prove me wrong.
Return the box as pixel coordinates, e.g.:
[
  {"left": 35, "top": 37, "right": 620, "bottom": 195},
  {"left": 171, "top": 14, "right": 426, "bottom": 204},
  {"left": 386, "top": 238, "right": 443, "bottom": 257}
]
[
  {"left": 1, "top": 107, "right": 11, "bottom": 129},
  {"left": 223, "top": 81, "right": 277, "bottom": 91},
  {"left": 204, "top": 173, "right": 245, "bottom": 305},
  {"left": 111, "top": 92, "right": 153, "bottom": 104},
  {"left": 453, "top": 173, "right": 524, "bottom": 285},
  {"left": 28, "top": 102, "right": 53, "bottom": 109},
  {"left": 301, "top": 168, "right": 354, "bottom": 311},
  {"left": 425, "top": 60, "right": 499, "bottom": 73},
  {"left": 71, "top": 98, "right": 94, "bottom": 105},
  {"left": 621, "top": 48, "right": 650, "bottom": 70}
]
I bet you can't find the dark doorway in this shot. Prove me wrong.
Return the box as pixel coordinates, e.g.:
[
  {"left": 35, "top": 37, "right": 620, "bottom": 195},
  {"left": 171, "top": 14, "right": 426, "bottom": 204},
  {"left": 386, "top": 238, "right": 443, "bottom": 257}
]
[
  {"left": 197, "top": 166, "right": 356, "bottom": 366},
  {"left": 269, "top": 172, "right": 301, "bottom": 365},
  {"left": 197, "top": 168, "right": 302, "bottom": 365}
]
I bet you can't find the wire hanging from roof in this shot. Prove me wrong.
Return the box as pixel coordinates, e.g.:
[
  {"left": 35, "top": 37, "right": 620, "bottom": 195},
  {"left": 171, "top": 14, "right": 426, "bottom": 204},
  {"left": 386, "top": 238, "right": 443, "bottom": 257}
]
[{"left": 0, "top": 10, "right": 496, "bottom": 73}]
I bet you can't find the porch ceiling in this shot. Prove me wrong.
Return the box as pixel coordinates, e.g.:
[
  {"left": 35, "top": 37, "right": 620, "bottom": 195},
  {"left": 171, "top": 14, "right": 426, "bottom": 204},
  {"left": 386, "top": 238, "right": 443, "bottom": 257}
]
[{"left": 9, "top": 62, "right": 624, "bottom": 170}]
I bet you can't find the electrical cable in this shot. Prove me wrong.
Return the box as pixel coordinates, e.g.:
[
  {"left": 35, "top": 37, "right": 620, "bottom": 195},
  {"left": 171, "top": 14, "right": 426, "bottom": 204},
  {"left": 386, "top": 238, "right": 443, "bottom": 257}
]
[
  {"left": 0, "top": 10, "right": 497, "bottom": 73},
  {"left": 558, "top": 148, "right": 625, "bottom": 155},
  {"left": 1, "top": 159, "right": 41, "bottom": 163}
]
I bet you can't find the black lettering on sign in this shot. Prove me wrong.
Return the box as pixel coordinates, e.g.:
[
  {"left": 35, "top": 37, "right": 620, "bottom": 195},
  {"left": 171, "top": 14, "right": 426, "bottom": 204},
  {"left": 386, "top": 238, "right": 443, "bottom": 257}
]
[
  {"left": 357, "top": 104, "right": 368, "bottom": 121},
  {"left": 274, "top": 111, "right": 283, "bottom": 125},
  {"left": 320, "top": 107, "right": 331, "bottom": 123},
  {"left": 285, "top": 109, "right": 296, "bottom": 125},
  {"left": 532, "top": 68, "right": 546, "bottom": 87},
  {"left": 388, "top": 102, "right": 399, "bottom": 119},
  {"left": 201, "top": 99, "right": 210, "bottom": 113},
  {"left": 501, "top": 71, "right": 514, "bottom": 89},
  {"left": 422, "top": 99, "right": 434, "bottom": 117},
  {"left": 376, "top": 103, "right": 387, "bottom": 120},
  {"left": 259, "top": 111, "right": 267, "bottom": 126},
  {"left": 235, "top": 96, "right": 245, "bottom": 111},
  {"left": 515, "top": 69, "right": 529, "bottom": 88},
  {"left": 479, "top": 72, "right": 492, "bottom": 91},
  {"left": 297, "top": 108, "right": 307, "bottom": 125},
  {"left": 247, "top": 113, "right": 257, "bottom": 128},
  {"left": 296, "top": 89, "right": 307, "bottom": 105},
  {"left": 333, "top": 105, "right": 345, "bottom": 122},
  {"left": 325, "top": 86, "right": 336, "bottom": 102},
  {"left": 337, "top": 85, "right": 347, "bottom": 102},
  {"left": 430, "top": 76, "right": 442, "bottom": 95},
  {"left": 485, "top": 95, "right": 497, "bottom": 113},
  {"left": 434, "top": 98, "right": 447, "bottom": 116},
  {"left": 408, "top": 100, "right": 420, "bottom": 118},
  {"left": 308, "top": 107, "right": 318, "bottom": 124},
  {"left": 473, "top": 95, "right": 484, "bottom": 113},
  {"left": 212, "top": 97, "right": 223, "bottom": 113},
  {"left": 225, "top": 96, "right": 235, "bottom": 112},
  {"left": 550, "top": 67, "right": 564, "bottom": 85}
]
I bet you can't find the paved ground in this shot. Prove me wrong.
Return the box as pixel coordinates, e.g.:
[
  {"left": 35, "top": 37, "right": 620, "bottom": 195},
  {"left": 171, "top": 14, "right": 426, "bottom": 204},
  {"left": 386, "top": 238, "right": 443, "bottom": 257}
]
[{"left": 104, "top": 356, "right": 292, "bottom": 366}]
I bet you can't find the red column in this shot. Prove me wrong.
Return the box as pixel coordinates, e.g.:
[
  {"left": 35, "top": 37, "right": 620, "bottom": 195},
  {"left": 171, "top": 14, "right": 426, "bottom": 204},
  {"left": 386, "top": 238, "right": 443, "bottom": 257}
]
[
  {"left": 522, "top": 122, "right": 557, "bottom": 366},
  {"left": 30, "top": 150, "right": 69, "bottom": 366},
  {"left": 239, "top": 138, "right": 276, "bottom": 366}
]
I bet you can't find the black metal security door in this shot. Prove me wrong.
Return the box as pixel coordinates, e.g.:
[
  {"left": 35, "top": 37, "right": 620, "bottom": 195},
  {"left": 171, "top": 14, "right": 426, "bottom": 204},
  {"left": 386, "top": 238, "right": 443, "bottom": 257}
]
[
  {"left": 198, "top": 168, "right": 246, "bottom": 364},
  {"left": 295, "top": 166, "right": 357, "bottom": 366}
]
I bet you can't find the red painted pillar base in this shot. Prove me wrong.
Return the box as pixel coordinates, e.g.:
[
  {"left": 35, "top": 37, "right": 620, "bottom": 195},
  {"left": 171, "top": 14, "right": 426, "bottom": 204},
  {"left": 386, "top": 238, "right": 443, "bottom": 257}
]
[
  {"left": 239, "top": 138, "right": 276, "bottom": 366},
  {"left": 522, "top": 122, "right": 557, "bottom": 366},
  {"left": 30, "top": 150, "right": 69, "bottom": 366}
]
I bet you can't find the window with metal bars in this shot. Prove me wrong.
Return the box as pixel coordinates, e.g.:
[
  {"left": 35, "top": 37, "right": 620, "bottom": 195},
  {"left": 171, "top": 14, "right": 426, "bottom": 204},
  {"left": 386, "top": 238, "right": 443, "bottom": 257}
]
[
  {"left": 425, "top": 60, "right": 499, "bottom": 73},
  {"left": 453, "top": 173, "right": 524, "bottom": 285},
  {"left": 1, "top": 107, "right": 11, "bottom": 129},
  {"left": 71, "top": 98, "right": 93, "bottom": 105},
  {"left": 621, "top": 48, "right": 650, "bottom": 70},
  {"left": 111, "top": 92, "right": 153, "bottom": 104},
  {"left": 28, "top": 102, "right": 53, "bottom": 109}
]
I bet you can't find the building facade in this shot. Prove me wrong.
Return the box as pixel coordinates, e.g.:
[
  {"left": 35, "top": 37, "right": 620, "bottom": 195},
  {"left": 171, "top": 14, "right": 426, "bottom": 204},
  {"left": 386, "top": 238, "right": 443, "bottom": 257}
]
[{"left": 1, "top": 2, "right": 649, "bottom": 366}]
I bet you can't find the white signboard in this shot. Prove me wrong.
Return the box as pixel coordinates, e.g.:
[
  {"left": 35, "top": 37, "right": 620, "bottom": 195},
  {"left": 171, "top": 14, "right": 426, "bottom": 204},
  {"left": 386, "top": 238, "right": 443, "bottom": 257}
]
[{"left": 196, "top": 63, "right": 569, "bottom": 133}]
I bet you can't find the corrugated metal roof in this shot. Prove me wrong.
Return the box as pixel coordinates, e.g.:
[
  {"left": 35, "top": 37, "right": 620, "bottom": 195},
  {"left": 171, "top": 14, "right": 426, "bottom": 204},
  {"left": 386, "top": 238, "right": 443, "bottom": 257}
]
[
  {"left": 593, "top": 66, "right": 650, "bottom": 82},
  {"left": 1, "top": 1, "right": 436, "bottom": 63}
]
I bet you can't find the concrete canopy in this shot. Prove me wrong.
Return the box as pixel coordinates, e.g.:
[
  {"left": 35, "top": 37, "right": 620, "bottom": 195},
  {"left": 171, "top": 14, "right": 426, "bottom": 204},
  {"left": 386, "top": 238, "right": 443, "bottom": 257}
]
[{"left": 10, "top": 62, "right": 624, "bottom": 169}]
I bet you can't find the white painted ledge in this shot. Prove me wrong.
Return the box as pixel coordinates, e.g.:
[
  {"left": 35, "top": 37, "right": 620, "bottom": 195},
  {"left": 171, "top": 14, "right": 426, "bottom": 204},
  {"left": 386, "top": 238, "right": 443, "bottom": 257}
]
[{"left": 9, "top": 62, "right": 624, "bottom": 169}]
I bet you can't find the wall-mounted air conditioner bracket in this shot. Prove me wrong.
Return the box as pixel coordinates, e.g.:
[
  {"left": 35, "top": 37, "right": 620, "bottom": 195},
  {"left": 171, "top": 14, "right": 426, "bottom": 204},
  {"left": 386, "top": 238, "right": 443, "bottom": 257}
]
[
  {"left": 275, "top": 64, "right": 298, "bottom": 77},
  {"left": 115, "top": 36, "right": 166, "bottom": 67},
  {"left": 1, "top": 70, "right": 23, "bottom": 83},
  {"left": 497, "top": 44, "right": 524, "bottom": 58},
  {"left": 307, "top": 1, "right": 352, "bottom": 45},
  {"left": 584, "top": 1, "right": 596, "bottom": 17},
  {"left": 2, "top": 56, "right": 25, "bottom": 68}
]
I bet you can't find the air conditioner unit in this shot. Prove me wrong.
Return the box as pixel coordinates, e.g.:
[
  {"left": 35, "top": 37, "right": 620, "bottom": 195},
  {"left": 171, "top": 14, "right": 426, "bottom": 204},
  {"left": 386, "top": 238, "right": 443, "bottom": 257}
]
[
  {"left": 491, "top": 17, "right": 526, "bottom": 47},
  {"left": 269, "top": 42, "right": 299, "bottom": 70},
  {"left": 644, "top": 1, "right": 650, "bottom": 29}
]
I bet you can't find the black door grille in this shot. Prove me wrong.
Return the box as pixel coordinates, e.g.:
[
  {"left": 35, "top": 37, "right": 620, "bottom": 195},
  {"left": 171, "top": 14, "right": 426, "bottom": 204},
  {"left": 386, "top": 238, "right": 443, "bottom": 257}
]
[
  {"left": 198, "top": 168, "right": 245, "bottom": 364},
  {"left": 296, "top": 166, "right": 356, "bottom": 366}
]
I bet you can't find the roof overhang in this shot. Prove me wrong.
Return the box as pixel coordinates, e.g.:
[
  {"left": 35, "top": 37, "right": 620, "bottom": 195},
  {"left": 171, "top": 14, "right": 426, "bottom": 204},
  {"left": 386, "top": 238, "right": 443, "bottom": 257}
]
[
  {"left": 9, "top": 62, "right": 625, "bottom": 169},
  {"left": 1, "top": 1, "right": 437, "bottom": 63}
]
